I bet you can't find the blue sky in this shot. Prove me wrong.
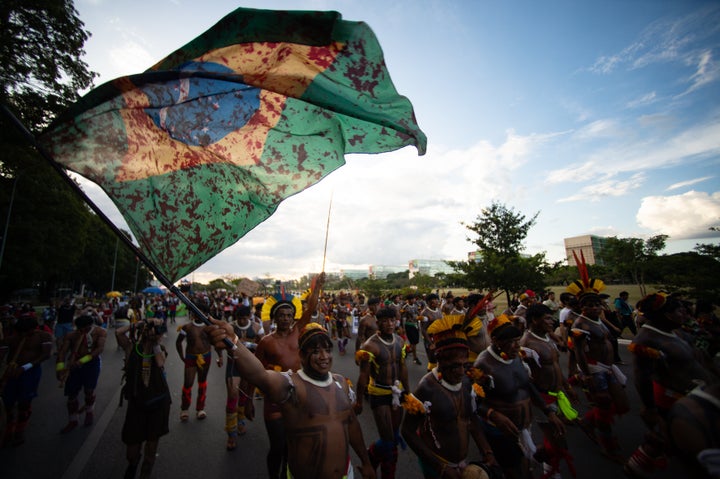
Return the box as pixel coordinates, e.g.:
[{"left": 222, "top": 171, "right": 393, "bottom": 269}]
[{"left": 74, "top": 0, "right": 720, "bottom": 282}]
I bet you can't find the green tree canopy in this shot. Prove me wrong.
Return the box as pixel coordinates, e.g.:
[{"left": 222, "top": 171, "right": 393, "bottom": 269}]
[
  {"left": 597, "top": 235, "right": 668, "bottom": 296},
  {"left": 0, "top": 1, "right": 152, "bottom": 301},
  {"left": 655, "top": 252, "right": 720, "bottom": 304},
  {"left": 448, "top": 201, "right": 548, "bottom": 303}
]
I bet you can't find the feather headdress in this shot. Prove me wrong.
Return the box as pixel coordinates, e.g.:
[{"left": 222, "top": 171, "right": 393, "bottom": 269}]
[
  {"left": 486, "top": 313, "right": 521, "bottom": 340},
  {"left": 261, "top": 284, "right": 302, "bottom": 321},
  {"left": 566, "top": 250, "right": 605, "bottom": 300},
  {"left": 465, "top": 290, "right": 501, "bottom": 321},
  {"left": 427, "top": 313, "right": 481, "bottom": 352}
]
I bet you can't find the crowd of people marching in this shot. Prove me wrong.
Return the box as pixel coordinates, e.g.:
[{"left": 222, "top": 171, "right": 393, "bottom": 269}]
[{"left": 1, "top": 268, "right": 718, "bottom": 479}]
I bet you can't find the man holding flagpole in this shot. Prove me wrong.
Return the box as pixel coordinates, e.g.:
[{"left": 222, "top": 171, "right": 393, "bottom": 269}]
[{"left": 253, "top": 273, "right": 325, "bottom": 478}]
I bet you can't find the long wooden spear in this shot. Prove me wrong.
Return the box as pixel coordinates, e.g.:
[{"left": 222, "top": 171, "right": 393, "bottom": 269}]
[{"left": 321, "top": 193, "right": 333, "bottom": 273}]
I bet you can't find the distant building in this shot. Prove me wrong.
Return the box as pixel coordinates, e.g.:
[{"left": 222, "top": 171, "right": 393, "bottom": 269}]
[
  {"left": 564, "top": 235, "right": 608, "bottom": 266},
  {"left": 369, "top": 264, "right": 407, "bottom": 279},
  {"left": 408, "top": 259, "right": 456, "bottom": 278},
  {"left": 340, "top": 269, "right": 369, "bottom": 280}
]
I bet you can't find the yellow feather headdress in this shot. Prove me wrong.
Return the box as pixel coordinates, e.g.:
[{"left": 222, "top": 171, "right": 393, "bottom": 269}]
[
  {"left": 566, "top": 250, "right": 605, "bottom": 300},
  {"left": 261, "top": 285, "right": 302, "bottom": 321},
  {"left": 427, "top": 314, "right": 481, "bottom": 352}
]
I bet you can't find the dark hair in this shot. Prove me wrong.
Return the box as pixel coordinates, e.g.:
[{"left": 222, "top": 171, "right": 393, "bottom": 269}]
[
  {"left": 465, "top": 293, "right": 483, "bottom": 308},
  {"left": 426, "top": 293, "right": 439, "bottom": 302},
  {"left": 435, "top": 345, "right": 468, "bottom": 362},
  {"left": 376, "top": 308, "right": 396, "bottom": 321},
  {"left": 300, "top": 330, "right": 333, "bottom": 353},
  {"left": 75, "top": 314, "right": 94, "bottom": 329},
  {"left": 620, "top": 291, "right": 629, "bottom": 297},
  {"left": 368, "top": 297, "right": 381, "bottom": 306},
  {"left": 234, "top": 305, "right": 252, "bottom": 318},
  {"left": 191, "top": 298, "right": 210, "bottom": 315},
  {"left": 271, "top": 301, "right": 296, "bottom": 319},
  {"left": 578, "top": 293, "right": 601, "bottom": 306},
  {"left": 526, "top": 304, "right": 552, "bottom": 321},
  {"left": 637, "top": 294, "right": 683, "bottom": 322},
  {"left": 559, "top": 292, "right": 575, "bottom": 305}
]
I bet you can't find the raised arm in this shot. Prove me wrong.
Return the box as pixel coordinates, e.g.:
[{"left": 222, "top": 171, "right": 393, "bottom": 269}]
[
  {"left": 298, "top": 272, "right": 326, "bottom": 330},
  {"left": 205, "top": 317, "right": 291, "bottom": 404}
]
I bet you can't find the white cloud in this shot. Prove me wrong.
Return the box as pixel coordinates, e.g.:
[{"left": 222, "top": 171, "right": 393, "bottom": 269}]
[
  {"left": 192, "top": 130, "right": 559, "bottom": 280},
  {"left": 546, "top": 119, "right": 720, "bottom": 185},
  {"left": 666, "top": 176, "right": 714, "bottom": 191},
  {"left": 574, "top": 119, "right": 618, "bottom": 139},
  {"left": 588, "top": 5, "right": 720, "bottom": 75},
  {"left": 557, "top": 173, "right": 645, "bottom": 203},
  {"left": 677, "top": 50, "right": 720, "bottom": 97},
  {"left": 636, "top": 190, "right": 720, "bottom": 239},
  {"left": 108, "top": 41, "right": 157, "bottom": 77},
  {"left": 626, "top": 92, "right": 657, "bottom": 109},
  {"left": 589, "top": 54, "right": 622, "bottom": 75}
]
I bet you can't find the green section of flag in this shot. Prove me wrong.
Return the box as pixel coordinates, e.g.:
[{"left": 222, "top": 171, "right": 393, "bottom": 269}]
[{"left": 39, "top": 8, "right": 426, "bottom": 282}]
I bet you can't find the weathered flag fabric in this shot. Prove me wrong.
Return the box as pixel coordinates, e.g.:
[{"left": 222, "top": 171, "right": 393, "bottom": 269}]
[{"left": 39, "top": 8, "right": 426, "bottom": 282}]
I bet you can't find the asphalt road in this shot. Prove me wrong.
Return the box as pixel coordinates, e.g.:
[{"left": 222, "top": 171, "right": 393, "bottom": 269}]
[{"left": 1, "top": 316, "right": 688, "bottom": 478}]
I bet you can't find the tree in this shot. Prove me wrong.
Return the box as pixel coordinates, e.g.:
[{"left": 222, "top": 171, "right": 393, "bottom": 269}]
[
  {"left": 598, "top": 235, "right": 668, "bottom": 296},
  {"left": 694, "top": 226, "right": 720, "bottom": 261},
  {"left": 448, "top": 201, "right": 547, "bottom": 304},
  {"left": 355, "top": 277, "right": 386, "bottom": 300},
  {"left": 655, "top": 252, "right": 720, "bottom": 304},
  {"left": 542, "top": 262, "right": 574, "bottom": 286},
  {"left": 0, "top": 2, "right": 140, "bottom": 302},
  {"left": 207, "top": 278, "right": 232, "bottom": 291},
  {"left": 1, "top": 0, "right": 96, "bottom": 127},
  {"left": 409, "top": 273, "right": 435, "bottom": 294},
  {"left": 464, "top": 202, "right": 539, "bottom": 256},
  {"left": 385, "top": 270, "right": 411, "bottom": 290}
]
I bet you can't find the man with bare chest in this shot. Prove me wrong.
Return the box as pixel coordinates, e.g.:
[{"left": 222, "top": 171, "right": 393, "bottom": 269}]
[
  {"left": 56, "top": 313, "right": 107, "bottom": 433},
  {"left": 625, "top": 293, "right": 719, "bottom": 478},
  {"left": 254, "top": 273, "right": 325, "bottom": 478},
  {"left": 520, "top": 304, "right": 577, "bottom": 478},
  {"left": 420, "top": 293, "right": 443, "bottom": 371},
  {"left": 0, "top": 315, "right": 53, "bottom": 446},
  {"left": 224, "top": 304, "right": 263, "bottom": 450},
  {"left": 207, "top": 319, "right": 375, "bottom": 479},
  {"left": 402, "top": 313, "right": 497, "bottom": 478},
  {"left": 176, "top": 300, "right": 221, "bottom": 421},
  {"left": 474, "top": 314, "right": 565, "bottom": 479},
  {"left": 355, "top": 307, "right": 409, "bottom": 478},
  {"left": 571, "top": 291, "right": 629, "bottom": 462},
  {"left": 464, "top": 293, "right": 493, "bottom": 364},
  {"left": 356, "top": 297, "right": 380, "bottom": 353}
]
